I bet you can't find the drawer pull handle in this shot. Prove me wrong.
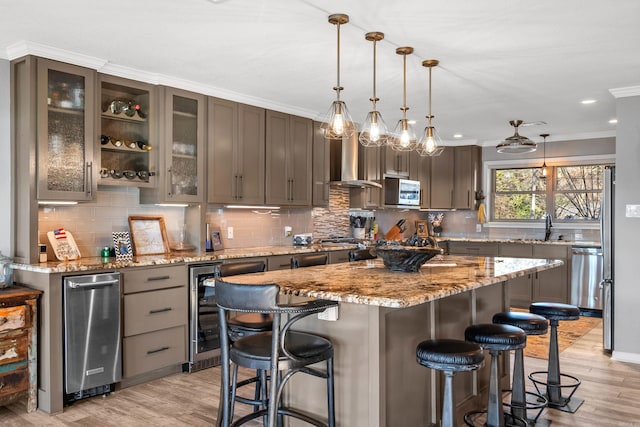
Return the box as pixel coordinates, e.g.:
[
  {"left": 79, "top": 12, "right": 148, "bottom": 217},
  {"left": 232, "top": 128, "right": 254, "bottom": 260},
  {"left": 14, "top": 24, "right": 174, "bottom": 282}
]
[
  {"left": 147, "top": 275, "right": 171, "bottom": 282},
  {"left": 279, "top": 263, "right": 290, "bottom": 268},
  {"left": 0, "top": 317, "right": 6, "bottom": 325},
  {"left": 147, "top": 346, "right": 170, "bottom": 355},
  {"left": 149, "top": 307, "right": 172, "bottom": 314}
]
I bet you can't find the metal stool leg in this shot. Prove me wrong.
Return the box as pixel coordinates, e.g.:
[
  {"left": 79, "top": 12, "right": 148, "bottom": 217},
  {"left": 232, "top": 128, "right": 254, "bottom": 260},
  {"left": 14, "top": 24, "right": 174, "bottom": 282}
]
[
  {"left": 487, "top": 349, "right": 504, "bottom": 427},
  {"left": 547, "top": 320, "right": 562, "bottom": 404},
  {"left": 511, "top": 347, "right": 527, "bottom": 422},
  {"left": 442, "top": 370, "right": 456, "bottom": 427}
]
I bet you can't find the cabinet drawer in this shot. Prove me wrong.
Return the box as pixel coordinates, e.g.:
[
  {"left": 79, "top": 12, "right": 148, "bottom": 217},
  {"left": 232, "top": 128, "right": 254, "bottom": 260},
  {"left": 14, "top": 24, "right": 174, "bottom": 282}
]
[
  {"left": 123, "top": 326, "right": 187, "bottom": 378},
  {"left": 0, "top": 366, "right": 28, "bottom": 399},
  {"left": 268, "top": 254, "right": 293, "bottom": 271},
  {"left": 122, "top": 265, "right": 186, "bottom": 294},
  {"left": 0, "top": 333, "right": 28, "bottom": 367},
  {"left": 124, "top": 287, "right": 187, "bottom": 336},
  {"left": 329, "top": 250, "right": 350, "bottom": 264},
  {"left": 0, "top": 306, "right": 27, "bottom": 332}
]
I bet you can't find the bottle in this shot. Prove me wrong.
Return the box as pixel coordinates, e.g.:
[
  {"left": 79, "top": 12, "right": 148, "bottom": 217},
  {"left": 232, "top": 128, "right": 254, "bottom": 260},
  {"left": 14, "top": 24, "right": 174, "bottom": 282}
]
[
  {"left": 101, "top": 247, "right": 110, "bottom": 260},
  {"left": 136, "top": 141, "right": 152, "bottom": 151}
]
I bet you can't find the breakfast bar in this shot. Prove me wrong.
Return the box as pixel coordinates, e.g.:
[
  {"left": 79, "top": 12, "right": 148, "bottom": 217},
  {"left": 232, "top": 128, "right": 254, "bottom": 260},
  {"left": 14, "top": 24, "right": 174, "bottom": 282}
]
[{"left": 209, "top": 254, "right": 563, "bottom": 426}]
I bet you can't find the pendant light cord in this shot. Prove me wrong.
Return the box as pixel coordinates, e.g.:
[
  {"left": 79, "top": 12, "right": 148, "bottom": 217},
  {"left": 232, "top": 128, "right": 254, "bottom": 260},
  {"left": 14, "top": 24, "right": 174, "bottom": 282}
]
[
  {"left": 335, "top": 21, "right": 342, "bottom": 100},
  {"left": 372, "top": 38, "right": 377, "bottom": 108},
  {"left": 402, "top": 53, "right": 407, "bottom": 119}
]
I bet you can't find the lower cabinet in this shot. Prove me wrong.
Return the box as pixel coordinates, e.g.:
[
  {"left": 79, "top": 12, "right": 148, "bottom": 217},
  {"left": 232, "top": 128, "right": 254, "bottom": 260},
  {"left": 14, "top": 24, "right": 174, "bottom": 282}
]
[
  {"left": 121, "top": 265, "right": 188, "bottom": 379},
  {"left": 328, "top": 250, "right": 350, "bottom": 264},
  {"left": 447, "top": 241, "right": 499, "bottom": 256}
]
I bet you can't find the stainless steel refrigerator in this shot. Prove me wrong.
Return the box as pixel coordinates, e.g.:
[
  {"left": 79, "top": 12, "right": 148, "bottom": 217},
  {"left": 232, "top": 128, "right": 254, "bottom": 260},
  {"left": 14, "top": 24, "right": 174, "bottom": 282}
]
[{"left": 600, "top": 166, "right": 615, "bottom": 351}]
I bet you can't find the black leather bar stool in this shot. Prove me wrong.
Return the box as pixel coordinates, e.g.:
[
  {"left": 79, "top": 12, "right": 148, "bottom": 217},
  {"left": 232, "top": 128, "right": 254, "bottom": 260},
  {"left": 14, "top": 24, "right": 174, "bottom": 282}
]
[
  {"left": 416, "top": 339, "right": 485, "bottom": 427},
  {"left": 464, "top": 323, "right": 527, "bottom": 427},
  {"left": 348, "top": 248, "right": 376, "bottom": 261},
  {"left": 291, "top": 253, "right": 328, "bottom": 268},
  {"left": 216, "top": 279, "right": 337, "bottom": 427},
  {"left": 493, "top": 311, "right": 549, "bottom": 425},
  {"left": 215, "top": 261, "right": 271, "bottom": 427},
  {"left": 529, "top": 302, "right": 583, "bottom": 413}
]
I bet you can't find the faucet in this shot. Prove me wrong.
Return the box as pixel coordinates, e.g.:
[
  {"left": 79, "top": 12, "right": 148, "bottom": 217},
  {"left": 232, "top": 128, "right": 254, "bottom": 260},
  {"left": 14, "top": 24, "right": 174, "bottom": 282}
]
[{"left": 544, "top": 214, "right": 553, "bottom": 241}]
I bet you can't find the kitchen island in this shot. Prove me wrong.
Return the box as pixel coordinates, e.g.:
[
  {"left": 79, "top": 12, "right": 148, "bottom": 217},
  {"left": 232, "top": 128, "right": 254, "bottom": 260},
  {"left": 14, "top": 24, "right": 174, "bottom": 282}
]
[{"left": 208, "top": 255, "right": 563, "bottom": 427}]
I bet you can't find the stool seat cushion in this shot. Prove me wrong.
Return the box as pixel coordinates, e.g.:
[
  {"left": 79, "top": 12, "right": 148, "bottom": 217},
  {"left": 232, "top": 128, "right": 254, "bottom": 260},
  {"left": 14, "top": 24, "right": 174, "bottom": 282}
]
[
  {"left": 493, "top": 311, "right": 548, "bottom": 336},
  {"left": 530, "top": 302, "right": 580, "bottom": 320},
  {"left": 416, "top": 339, "right": 484, "bottom": 371},
  {"left": 465, "top": 323, "right": 526, "bottom": 351}
]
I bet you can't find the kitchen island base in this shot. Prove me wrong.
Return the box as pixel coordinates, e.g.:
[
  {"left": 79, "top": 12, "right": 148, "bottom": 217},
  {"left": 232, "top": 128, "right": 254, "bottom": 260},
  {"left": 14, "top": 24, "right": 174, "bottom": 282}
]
[{"left": 286, "top": 281, "right": 510, "bottom": 427}]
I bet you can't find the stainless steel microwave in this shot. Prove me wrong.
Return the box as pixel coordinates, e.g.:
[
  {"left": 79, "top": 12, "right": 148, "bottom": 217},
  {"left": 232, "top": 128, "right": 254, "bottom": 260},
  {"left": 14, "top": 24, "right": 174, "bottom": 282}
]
[{"left": 384, "top": 178, "right": 420, "bottom": 206}]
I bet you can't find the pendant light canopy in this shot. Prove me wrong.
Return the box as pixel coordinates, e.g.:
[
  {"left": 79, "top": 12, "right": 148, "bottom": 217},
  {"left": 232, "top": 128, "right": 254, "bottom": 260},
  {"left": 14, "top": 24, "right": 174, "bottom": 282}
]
[
  {"left": 416, "top": 59, "right": 444, "bottom": 157},
  {"left": 359, "top": 32, "right": 389, "bottom": 147},
  {"left": 321, "top": 13, "right": 356, "bottom": 139},
  {"left": 390, "top": 47, "right": 417, "bottom": 151},
  {"left": 540, "top": 133, "right": 549, "bottom": 178},
  {"left": 496, "top": 120, "right": 537, "bottom": 154}
]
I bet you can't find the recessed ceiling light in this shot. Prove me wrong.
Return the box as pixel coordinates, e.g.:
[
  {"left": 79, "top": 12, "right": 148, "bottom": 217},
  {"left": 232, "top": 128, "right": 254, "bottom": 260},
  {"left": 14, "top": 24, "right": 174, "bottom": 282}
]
[
  {"left": 609, "top": 118, "right": 618, "bottom": 124},
  {"left": 453, "top": 134, "right": 463, "bottom": 138},
  {"left": 407, "top": 120, "right": 417, "bottom": 125},
  {"left": 581, "top": 99, "right": 597, "bottom": 104}
]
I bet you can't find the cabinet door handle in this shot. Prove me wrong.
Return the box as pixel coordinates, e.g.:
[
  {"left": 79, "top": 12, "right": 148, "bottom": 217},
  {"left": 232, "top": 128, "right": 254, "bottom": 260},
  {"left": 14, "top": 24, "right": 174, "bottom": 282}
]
[
  {"left": 146, "top": 275, "right": 171, "bottom": 282},
  {"left": 149, "top": 307, "right": 172, "bottom": 314},
  {"left": 279, "top": 263, "right": 290, "bottom": 268},
  {"left": 147, "top": 346, "right": 170, "bottom": 355},
  {"left": 86, "top": 161, "right": 92, "bottom": 197},
  {"left": 467, "top": 190, "right": 471, "bottom": 208},
  {"left": 238, "top": 175, "right": 243, "bottom": 199},
  {"left": 167, "top": 168, "right": 173, "bottom": 197},
  {"left": 234, "top": 175, "right": 238, "bottom": 199}
]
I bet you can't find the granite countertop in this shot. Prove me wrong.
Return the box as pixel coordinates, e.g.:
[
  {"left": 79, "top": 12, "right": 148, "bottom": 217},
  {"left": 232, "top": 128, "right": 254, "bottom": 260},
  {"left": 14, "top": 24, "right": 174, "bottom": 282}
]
[
  {"left": 206, "top": 255, "right": 563, "bottom": 308},
  {"left": 10, "top": 244, "right": 358, "bottom": 274},
  {"left": 439, "top": 237, "right": 601, "bottom": 247}
]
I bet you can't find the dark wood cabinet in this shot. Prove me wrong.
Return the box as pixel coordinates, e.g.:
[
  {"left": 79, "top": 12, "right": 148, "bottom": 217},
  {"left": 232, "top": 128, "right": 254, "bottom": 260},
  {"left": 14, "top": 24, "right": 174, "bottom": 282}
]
[
  {"left": 429, "top": 148, "right": 454, "bottom": 208},
  {"left": 383, "top": 146, "right": 410, "bottom": 177},
  {"left": 312, "top": 121, "right": 330, "bottom": 207},
  {"left": 452, "top": 145, "right": 481, "bottom": 209},
  {"left": 350, "top": 144, "right": 383, "bottom": 209},
  {"left": 410, "top": 154, "right": 432, "bottom": 208}
]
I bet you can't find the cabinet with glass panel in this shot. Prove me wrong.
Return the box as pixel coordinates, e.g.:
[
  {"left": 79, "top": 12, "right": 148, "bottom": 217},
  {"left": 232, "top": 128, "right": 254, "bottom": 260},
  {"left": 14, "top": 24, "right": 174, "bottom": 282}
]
[{"left": 99, "top": 75, "right": 156, "bottom": 188}]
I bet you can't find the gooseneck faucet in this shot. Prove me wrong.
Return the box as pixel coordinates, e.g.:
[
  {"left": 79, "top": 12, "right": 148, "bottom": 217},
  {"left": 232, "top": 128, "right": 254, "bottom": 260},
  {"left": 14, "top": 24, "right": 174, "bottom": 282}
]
[{"left": 544, "top": 214, "right": 553, "bottom": 241}]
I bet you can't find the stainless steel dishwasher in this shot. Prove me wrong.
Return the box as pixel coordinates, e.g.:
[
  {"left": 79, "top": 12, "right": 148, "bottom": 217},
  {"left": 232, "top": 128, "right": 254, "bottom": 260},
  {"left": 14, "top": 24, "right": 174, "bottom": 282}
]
[
  {"left": 570, "top": 246, "right": 603, "bottom": 312},
  {"left": 63, "top": 272, "right": 122, "bottom": 404}
]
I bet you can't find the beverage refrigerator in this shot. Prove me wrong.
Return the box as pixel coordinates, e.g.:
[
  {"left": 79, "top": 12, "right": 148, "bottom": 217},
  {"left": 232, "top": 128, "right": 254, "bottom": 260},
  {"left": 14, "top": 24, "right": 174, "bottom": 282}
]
[{"left": 600, "top": 166, "right": 615, "bottom": 351}]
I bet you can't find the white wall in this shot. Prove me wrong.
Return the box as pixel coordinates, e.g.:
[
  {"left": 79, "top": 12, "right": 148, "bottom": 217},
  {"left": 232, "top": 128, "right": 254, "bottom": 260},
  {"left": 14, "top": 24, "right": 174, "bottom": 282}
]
[{"left": 0, "top": 59, "right": 11, "bottom": 256}]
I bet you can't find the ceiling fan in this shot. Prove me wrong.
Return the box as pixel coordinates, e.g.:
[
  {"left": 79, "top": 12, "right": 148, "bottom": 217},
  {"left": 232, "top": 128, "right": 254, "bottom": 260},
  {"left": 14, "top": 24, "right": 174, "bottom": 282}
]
[{"left": 496, "top": 120, "right": 538, "bottom": 154}]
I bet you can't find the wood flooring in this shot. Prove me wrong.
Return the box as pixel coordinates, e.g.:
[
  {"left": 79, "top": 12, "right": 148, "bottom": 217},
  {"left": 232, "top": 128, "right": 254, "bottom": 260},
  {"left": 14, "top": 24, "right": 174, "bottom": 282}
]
[{"left": 1, "top": 322, "right": 639, "bottom": 426}]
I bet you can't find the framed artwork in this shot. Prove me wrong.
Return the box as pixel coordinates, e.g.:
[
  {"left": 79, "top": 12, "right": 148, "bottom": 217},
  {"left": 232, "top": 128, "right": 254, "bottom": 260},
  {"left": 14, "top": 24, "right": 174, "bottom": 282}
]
[
  {"left": 415, "top": 220, "right": 429, "bottom": 237},
  {"left": 128, "top": 215, "right": 170, "bottom": 255},
  {"left": 210, "top": 228, "right": 224, "bottom": 251},
  {"left": 112, "top": 231, "right": 133, "bottom": 261}
]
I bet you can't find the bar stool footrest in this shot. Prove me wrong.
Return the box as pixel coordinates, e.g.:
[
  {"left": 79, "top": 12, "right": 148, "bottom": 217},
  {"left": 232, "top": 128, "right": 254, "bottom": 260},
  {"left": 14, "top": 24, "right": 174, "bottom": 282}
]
[
  {"left": 502, "top": 389, "right": 548, "bottom": 424},
  {"left": 463, "top": 409, "right": 528, "bottom": 427},
  {"left": 529, "top": 370, "right": 583, "bottom": 413}
]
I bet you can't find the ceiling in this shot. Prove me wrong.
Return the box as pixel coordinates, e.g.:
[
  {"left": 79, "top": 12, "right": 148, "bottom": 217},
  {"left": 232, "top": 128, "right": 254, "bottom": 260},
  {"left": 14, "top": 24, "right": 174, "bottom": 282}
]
[{"left": 2, "top": 0, "right": 639, "bottom": 147}]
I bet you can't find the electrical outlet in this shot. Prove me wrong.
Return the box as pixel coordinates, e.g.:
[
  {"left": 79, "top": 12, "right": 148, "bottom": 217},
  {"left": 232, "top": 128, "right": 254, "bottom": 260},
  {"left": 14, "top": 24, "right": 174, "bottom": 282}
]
[
  {"left": 476, "top": 224, "right": 482, "bottom": 233},
  {"left": 227, "top": 227, "right": 234, "bottom": 239},
  {"left": 284, "top": 226, "right": 292, "bottom": 237}
]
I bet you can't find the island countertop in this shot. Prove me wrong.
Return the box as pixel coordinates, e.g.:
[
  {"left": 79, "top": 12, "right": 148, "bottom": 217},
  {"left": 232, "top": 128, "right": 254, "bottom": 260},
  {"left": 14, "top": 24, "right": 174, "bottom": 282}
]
[{"left": 206, "top": 255, "right": 563, "bottom": 308}]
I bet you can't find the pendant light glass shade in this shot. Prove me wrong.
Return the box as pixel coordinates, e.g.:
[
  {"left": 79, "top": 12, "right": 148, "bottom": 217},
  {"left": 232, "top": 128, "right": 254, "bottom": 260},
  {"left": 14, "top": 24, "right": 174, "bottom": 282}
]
[
  {"left": 390, "top": 47, "right": 417, "bottom": 151},
  {"left": 416, "top": 59, "right": 444, "bottom": 157},
  {"left": 540, "top": 133, "right": 549, "bottom": 178},
  {"left": 496, "top": 120, "right": 537, "bottom": 153},
  {"left": 359, "top": 32, "right": 389, "bottom": 147},
  {"left": 321, "top": 14, "right": 356, "bottom": 139}
]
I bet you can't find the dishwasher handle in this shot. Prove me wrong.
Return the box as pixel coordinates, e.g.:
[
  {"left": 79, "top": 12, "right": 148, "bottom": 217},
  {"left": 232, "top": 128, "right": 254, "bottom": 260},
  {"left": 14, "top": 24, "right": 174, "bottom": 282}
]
[{"left": 67, "top": 278, "right": 120, "bottom": 289}]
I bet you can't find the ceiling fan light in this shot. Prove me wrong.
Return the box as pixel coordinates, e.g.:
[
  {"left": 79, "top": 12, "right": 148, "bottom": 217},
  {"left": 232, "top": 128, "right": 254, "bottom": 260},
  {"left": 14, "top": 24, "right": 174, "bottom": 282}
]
[{"left": 359, "top": 110, "right": 389, "bottom": 146}]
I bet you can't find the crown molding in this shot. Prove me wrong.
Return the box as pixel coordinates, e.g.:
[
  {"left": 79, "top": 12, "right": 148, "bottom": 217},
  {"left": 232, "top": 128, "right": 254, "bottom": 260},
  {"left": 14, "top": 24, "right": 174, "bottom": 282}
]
[
  {"left": 609, "top": 85, "right": 640, "bottom": 98},
  {"left": 6, "top": 41, "right": 108, "bottom": 70}
]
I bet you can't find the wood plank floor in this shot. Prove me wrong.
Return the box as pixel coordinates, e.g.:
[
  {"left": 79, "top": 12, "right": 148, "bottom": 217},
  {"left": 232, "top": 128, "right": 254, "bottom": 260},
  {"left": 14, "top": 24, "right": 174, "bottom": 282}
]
[{"left": 1, "top": 321, "right": 639, "bottom": 426}]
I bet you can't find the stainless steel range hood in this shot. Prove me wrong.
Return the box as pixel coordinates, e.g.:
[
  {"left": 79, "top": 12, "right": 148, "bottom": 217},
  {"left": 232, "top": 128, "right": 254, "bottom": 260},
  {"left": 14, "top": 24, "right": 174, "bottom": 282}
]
[{"left": 329, "top": 134, "right": 382, "bottom": 188}]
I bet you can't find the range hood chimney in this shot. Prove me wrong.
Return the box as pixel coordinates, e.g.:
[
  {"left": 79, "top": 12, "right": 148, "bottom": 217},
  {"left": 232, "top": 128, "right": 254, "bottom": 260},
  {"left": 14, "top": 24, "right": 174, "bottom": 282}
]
[{"left": 329, "top": 133, "right": 382, "bottom": 188}]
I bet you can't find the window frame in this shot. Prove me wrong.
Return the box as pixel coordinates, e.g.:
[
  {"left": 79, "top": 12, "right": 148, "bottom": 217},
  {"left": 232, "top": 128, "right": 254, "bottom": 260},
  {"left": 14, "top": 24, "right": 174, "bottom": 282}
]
[{"left": 483, "top": 154, "right": 615, "bottom": 229}]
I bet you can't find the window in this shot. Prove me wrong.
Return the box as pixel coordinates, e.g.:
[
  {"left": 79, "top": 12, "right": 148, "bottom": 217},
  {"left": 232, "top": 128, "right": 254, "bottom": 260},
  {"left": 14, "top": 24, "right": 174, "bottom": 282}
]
[{"left": 492, "top": 164, "right": 606, "bottom": 222}]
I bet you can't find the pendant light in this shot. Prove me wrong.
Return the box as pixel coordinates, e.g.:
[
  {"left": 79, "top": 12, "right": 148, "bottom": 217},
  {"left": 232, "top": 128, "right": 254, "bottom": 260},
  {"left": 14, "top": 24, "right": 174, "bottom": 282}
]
[
  {"left": 416, "top": 59, "right": 444, "bottom": 157},
  {"left": 359, "top": 32, "right": 389, "bottom": 147},
  {"left": 496, "top": 120, "right": 537, "bottom": 153},
  {"left": 540, "top": 133, "right": 549, "bottom": 178},
  {"left": 320, "top": 14, "right": 356, "bottom": 139},
  {"left": 390, "top": 47, "right": 417, "bottom": 151}
]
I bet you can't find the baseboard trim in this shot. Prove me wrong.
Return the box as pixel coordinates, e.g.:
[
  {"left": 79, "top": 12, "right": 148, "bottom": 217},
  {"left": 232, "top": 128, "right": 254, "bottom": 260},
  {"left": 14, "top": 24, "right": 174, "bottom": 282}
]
[{"left": 611, "top": 350, "right": 640, "bottom": 365}]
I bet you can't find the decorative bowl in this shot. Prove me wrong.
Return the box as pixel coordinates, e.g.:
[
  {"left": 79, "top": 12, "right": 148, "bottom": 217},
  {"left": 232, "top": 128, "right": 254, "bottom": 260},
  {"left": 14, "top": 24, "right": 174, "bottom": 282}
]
[{"left": 374, "top": 245, "right": 443, "bottom": 272}]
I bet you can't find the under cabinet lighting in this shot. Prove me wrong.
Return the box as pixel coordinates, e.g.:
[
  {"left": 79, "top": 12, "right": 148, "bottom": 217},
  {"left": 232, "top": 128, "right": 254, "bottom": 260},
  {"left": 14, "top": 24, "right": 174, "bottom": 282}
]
[
  {"left": 581, "top": 99, "right": 596, "bottom": 104},
  {"left": 38, "top": 201, "right": 78, "bottom": 205},
  {"left": 609, "top": 119, "right": 618, "bottom": 124},
  {"left": 155, "top": 203, "right": 189, "bottom": 207},
  {"left": 225, "top": 205, "right": 281, "bottom": 210}
]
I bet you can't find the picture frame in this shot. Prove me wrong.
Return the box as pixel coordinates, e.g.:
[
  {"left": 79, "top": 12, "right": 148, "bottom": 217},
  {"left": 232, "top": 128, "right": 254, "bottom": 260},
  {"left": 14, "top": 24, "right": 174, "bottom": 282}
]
[
  {"left": 415, "top": 220, "right": 429, "bottom": 237},
  {"left": 210, "top": 228, "right": 224, "bottom": 251},
  {"left": 112, "top": 231, "right": 133, "bottom": 261},
  {"left": 128, "top": 215, "right": 170, "bottom": 255}
]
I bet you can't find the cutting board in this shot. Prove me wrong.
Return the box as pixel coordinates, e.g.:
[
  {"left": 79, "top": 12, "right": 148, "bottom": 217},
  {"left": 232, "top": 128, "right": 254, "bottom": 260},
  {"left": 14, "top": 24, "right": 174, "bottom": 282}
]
[{"left": 47, "top": 228, "right": 81, "bottom": 261}]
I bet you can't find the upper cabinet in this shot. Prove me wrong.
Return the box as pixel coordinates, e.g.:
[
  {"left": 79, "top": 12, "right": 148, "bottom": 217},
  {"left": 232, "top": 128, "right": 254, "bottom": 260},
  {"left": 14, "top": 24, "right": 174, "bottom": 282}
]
[
  {"left": 383, "top": 146, "right": 410, "bottom": 177},
  {"left": 141, "top": 87, "right": 206, "bottom": 204},
  {"left": 350, "top": 144, "right": 383, "bottom": 209},
  {"left": 429, "top": 148, "right": 454, "bottom": 209},
  {"left": 265, "top": 111, "right": 313, "bottom": 206},
  {"left": 207, "top": 98, "right": 266, "bottom": 205},
  {"left": 99, "top": 75, "right": 156, "bottom": 189},
  {"left": 312, "top": 121, "right": 330, "bottom": 207},
  {"left": 429, "top": 146, "right": 481, "bottom": 210},
  {"left": 410, "top": 154, "right": 432, "bottom": 209},
  {"left": 37, "top": 58, "right": 96, "bottom": 201}
]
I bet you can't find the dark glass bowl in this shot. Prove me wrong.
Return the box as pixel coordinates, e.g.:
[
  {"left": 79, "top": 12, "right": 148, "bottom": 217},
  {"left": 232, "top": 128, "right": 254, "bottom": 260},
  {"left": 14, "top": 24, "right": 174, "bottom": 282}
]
[{"left": 374, "top": 245, "right": 443, "bottom": 272}]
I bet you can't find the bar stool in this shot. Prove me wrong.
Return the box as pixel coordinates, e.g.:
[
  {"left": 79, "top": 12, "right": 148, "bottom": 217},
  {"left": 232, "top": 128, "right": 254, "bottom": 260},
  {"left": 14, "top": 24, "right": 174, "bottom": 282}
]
[
  {"left": 529, "top": 302, "right": 583, "bottom": 413},
  {"left": 416, "top": 339, "right": 485, "bottom": 427},
  {"left": 291, "top": 253, "right": 328, "bottom": 268},
  {"left": 493, "top": 311, "right": 549, "bottom": 425},
  {"left": 464, "top": 323, "right": 527, "bottom": 427},
  {"left": 216, "top": 279, "right": 337, "bottom": 427}
]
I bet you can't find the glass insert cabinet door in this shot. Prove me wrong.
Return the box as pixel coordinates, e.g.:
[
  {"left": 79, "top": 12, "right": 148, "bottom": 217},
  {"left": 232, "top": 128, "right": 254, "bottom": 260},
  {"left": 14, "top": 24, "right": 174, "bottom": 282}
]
[
  {"left": 164, "top": 87, "right": 205, "bottom": 202},
  {"left": 37, "top": 59, "right": 95, "bottom": 201}
]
